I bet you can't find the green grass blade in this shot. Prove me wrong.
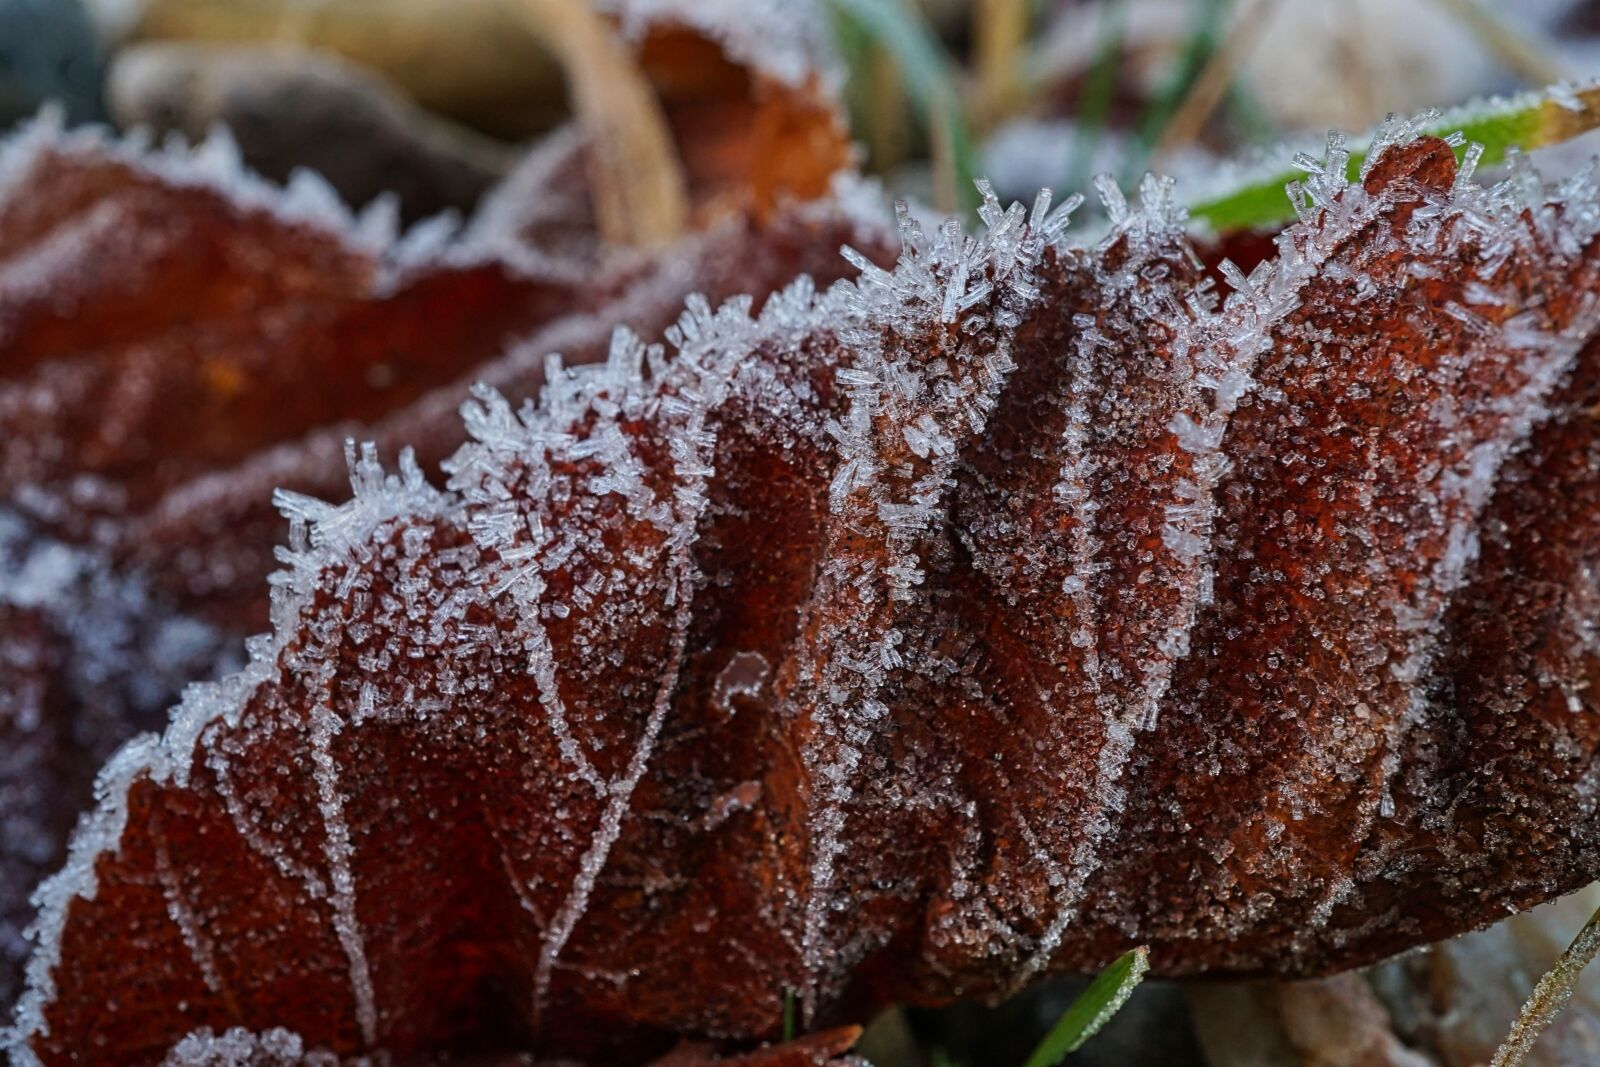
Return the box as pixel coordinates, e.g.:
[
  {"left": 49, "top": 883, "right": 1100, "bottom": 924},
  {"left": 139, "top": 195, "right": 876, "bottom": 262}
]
[
  {"left": 828, "top": 0, "right": 980, "bottom": 214},
  {"left": 1020, "top": 946, "right": 1149, "bottom": 1067},
  {"left": 1189, "top": 81, "right": 1600, "bottom": 232}
]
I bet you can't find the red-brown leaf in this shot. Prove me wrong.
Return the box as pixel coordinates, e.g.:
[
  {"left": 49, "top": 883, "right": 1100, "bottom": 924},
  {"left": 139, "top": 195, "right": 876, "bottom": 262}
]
[{"left": 11, "top": 122, "right": 1600, "bottom": 1067}]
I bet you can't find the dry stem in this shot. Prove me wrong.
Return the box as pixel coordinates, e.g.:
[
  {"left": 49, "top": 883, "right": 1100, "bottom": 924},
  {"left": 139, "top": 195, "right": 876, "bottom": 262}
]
[{"left": 513, "top": 0, "right": 689, "bottom": 248}]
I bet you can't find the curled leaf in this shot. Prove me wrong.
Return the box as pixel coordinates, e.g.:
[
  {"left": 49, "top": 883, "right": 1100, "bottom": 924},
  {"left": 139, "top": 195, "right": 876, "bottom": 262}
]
[{"left": 12, "top": 116, "right": 1600, "bottom": 1065}]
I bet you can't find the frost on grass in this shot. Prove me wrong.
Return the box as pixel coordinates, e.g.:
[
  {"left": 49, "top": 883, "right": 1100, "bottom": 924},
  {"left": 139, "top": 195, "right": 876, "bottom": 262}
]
[{"left": 14, "top": 126, "right": 1600, "bottom": 1065}]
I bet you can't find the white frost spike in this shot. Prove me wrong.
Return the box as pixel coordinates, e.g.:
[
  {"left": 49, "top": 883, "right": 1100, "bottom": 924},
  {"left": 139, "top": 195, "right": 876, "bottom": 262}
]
[
  {"left": 1136, "top": 172, "right": 1183, "bottom": 227},
  {"left": 191, "top": 124, "right": 244, "bottom": 183},
  {"left": 606, "top": 326, "right": 649, "bottom": 389},
  {"left": 894, "top": 200, "right": 927, "bottom": 258},
  {"left": 388, "top": 210, "right": 462, "bottom": 272},
  {"left": 1040, "top": 191, "right": 1084, "bottom": 246},
  {"left": 1286, "top": 179, "right": 1313, "bottom": 224},
  {"left": 354, "top": 193, "right": 401, "bottom": 249},
  {"left": 1217, "top": 259, "right": 1257, "bottom": 303},
  {"left": 460, "top": 383, "right": 523, "bottom": 454},
  {"left": 1292, "top": 151, "right": 1326, "bottom": 175},
  {"left": 841, "top": 244, "right": 895, "bottom": 292},
  {"left": 282, "top": 168, "right": 350, "bottom": 230},
  {"left": 1292, "top": 129, "right": 1355, "bottom": 209},
  {"left": 1093, "top": 174, "right": 1128, "bottom": 224},
  {"left": 975, "top": 178, "right": 1006, "bottom": 230},
  {"left": 1455, "top": 142, "right": 1485, "bottom": 196},
  {"left": 939, "top": 234, "right": 971, "bottom": 323},
  {"left": 1029, "top": 187, "right": 1053, "bottom": 229}
]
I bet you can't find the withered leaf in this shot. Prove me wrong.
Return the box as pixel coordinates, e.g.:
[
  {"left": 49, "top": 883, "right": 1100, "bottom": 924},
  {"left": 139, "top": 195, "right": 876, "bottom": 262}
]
[
  {"left": 13, "top": 112, "right": 1600, "bottom": 1067},
  {"left": 0, "top": 0, "right": 881, "bottom": 1027}
]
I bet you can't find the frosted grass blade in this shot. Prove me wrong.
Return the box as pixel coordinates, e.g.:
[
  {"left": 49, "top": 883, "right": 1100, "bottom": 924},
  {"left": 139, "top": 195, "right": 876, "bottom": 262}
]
[
  {"left": 1491, "top": 901, "right": 1600, "bottom": 1067},
  {"left": 1020, "top": 946, "right": 1149, "bottom": 1067},
  {"left": 1190, "top": 80, "right": 1600, "bottom": 231}
]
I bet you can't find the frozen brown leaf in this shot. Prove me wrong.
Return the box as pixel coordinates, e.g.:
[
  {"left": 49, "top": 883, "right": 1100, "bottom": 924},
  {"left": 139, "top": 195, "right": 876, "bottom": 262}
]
[
  {"left": 13, "top": 111, "right": 1600, "bottom": 1066},
  {"left": 0, "top": 0, "right": 883, "bottom": 1023}
]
